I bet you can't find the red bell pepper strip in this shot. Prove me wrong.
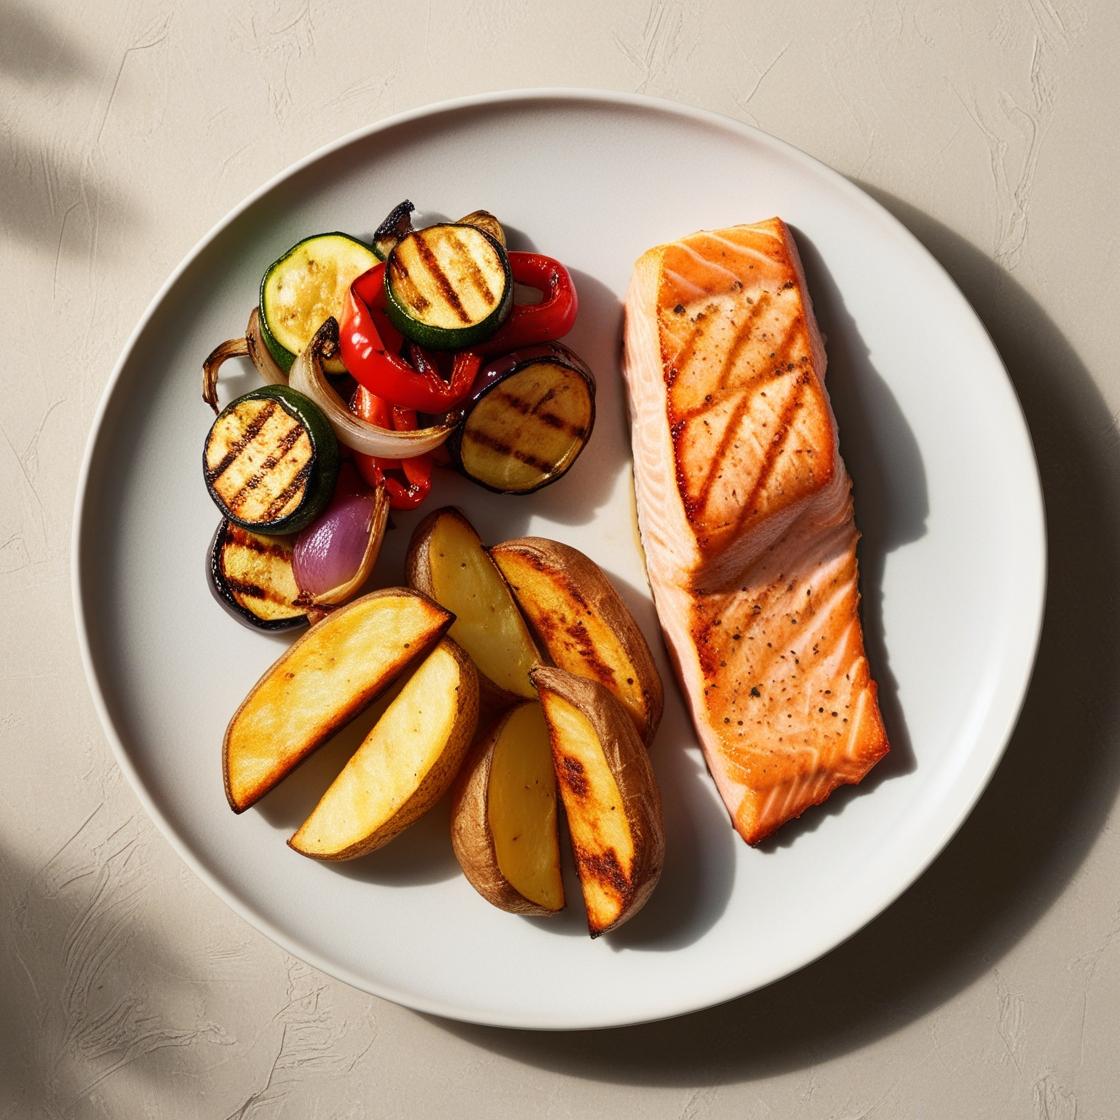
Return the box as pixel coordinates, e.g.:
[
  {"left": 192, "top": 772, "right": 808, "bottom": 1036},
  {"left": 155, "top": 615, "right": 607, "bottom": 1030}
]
[
  {"left": 476, "top": 252, "right": 579, "bottom": 355},
  {"left": 349, "top": 386, "right": 434, "bottom": 511},
  {"left": 340, "top": 264, "right": 480, "bottom": 412}
]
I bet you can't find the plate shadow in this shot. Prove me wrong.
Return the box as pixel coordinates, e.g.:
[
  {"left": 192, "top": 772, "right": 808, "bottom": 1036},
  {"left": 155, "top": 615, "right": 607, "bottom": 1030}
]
[{"left": 424, "top": 191, "right": 1120, "bottom": 1084}]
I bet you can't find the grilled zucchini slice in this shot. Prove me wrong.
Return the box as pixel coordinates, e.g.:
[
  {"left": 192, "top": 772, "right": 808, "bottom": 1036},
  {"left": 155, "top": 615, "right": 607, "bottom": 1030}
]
[
  {"left": 450, "top": 342, "right": 595, "bottom": 494},
  {"left": 203, "top": 385, "right": 338, "bottom": 535},
  {"left": 384, "top": 224, "right": 512, "bottom": 350},
  {"left": 208, "top": 519, "right": 307, "bottom": 631},
  {"left": 259, "top": 232, "right": 378, "bottom": 372}
]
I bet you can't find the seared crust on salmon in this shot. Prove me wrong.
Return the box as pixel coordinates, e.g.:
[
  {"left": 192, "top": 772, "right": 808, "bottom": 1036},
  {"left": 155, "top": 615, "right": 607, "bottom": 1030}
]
[{"left": 623, "top": 218, "right": 888, "bottom": 844}]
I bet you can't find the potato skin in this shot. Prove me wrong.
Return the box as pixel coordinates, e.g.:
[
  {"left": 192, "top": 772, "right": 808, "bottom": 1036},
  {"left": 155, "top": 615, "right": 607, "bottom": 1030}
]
[
  {"left": 531, "top": 666, "right": 665, "bottom": 936},
  {"left": 406, "top": 507, "right": 538, "bottom": 711},
  {"left": 289, "top": 639, "right": 480, "bottom": 860},
  {"left": 449, "top": 709, "right": 560, "bottom": 916},
  {"left": 223, "top": 587, "right": 452, "bottom": 812},
  {"left": 491, "top": 537, "right": 663, "bottom": 744}
]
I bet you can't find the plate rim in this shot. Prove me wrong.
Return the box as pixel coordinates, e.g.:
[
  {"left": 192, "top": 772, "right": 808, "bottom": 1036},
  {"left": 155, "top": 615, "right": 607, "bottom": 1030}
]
[{"left": 71, "top": 86, "right": 1047, "bottom": 1030}]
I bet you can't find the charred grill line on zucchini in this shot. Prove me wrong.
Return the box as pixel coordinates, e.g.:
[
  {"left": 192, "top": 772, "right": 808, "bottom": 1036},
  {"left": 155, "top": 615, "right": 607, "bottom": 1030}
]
[
  {"left": 384, "top": 224, "right": 513, "bottom": 349},
  {"left": 410, "top": 235, "right": 472, "bottom": 322},
  {"left": 204, "top": 385, "right": 338, "bottom": 535},
  {"left": 206, "top": 399, "right": 313, "bottom": 523}
]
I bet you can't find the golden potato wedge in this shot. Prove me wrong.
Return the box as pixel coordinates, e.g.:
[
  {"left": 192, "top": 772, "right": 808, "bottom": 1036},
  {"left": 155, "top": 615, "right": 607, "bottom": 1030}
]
[
  {"left": 406, "top": 507, "right": 540, "bottom": 707},
  {"left": 531, "top": 666, "right": 665, "bottom": 937},
  {"left": 450, "top": 701, "right": 565, "bottom": 916},
  {"left": 289, "top": 639, "right": 479, "bottom": 859},
  {"left": 223, "top": 588, "right": 451, "bottom": 813},
  {"left": 491, "top": 538, "right": 663, "bottom": 743}
]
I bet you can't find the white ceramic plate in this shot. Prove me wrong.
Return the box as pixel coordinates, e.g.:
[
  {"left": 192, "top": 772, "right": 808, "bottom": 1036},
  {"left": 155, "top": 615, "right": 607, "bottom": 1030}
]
[{"left": 73, "top": 90, "right": 1045, "bottom": 1030}]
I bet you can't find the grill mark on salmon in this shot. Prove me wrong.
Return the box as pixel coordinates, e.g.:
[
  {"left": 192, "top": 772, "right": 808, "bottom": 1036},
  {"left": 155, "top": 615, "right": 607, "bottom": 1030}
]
[
  {"left": 739, "top": 368, "right": 810, "bottom": 516},
  {"left": 622, "top": 217, "right": 889, "bottom": 844},
  {"left": 671, "top": 293, "right": 775, "bottom": 425},
  {"left": 690, "top": 320, "right": 801, "bottom": 518}
]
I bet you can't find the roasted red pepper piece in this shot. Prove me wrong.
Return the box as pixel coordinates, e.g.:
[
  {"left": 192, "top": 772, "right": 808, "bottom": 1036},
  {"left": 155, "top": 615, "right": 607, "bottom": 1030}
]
[
  {"left": 476, "top": 252, "right": 579, "bottom": 355},
  {"left": 341, "top": 264, "right": 480, "bottom": 412},
  {"left": 350, "top": 386, "right": 434, "bottom": 510}
]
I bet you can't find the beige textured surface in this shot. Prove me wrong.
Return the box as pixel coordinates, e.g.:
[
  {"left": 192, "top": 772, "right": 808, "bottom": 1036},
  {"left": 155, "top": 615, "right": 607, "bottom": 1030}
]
[{"left": 3, "top": 0, "right": 1118, "bottom": 1115}]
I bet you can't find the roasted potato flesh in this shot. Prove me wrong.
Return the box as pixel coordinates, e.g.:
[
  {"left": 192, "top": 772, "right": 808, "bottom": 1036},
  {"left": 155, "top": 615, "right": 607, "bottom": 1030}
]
[
  {"left": 223, "top": 589, "right": 451, "bottom": 812},
  {"left": 450, "top": 701, "right": 564, "bottom": 915},
  {"left": 290, "top": 640, "right": 479, "bottom": 859},
  {"left": 533, "top": 667, "right": 665, "bottom": 937},
  {"left": 407, "top": 508, "right": 539, "bottom": 702},
  {"left": 491, "top": 539, "right": 663, "bottom": 742},
  {"left": 488, "top": 702, "right": 564, "bottom": 911}
]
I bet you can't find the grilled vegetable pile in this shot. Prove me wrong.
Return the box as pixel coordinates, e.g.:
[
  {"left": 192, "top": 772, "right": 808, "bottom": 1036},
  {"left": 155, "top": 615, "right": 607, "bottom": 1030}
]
[{"left": 199, "top": 201, "right": 597, "bottom": 631}]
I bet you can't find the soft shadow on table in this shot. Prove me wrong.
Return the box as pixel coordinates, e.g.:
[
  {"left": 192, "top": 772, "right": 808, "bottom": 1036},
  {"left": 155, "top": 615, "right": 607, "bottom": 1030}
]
[
  {"left": 0, "top": 838, "right": 220, "bottom": 1116},
  {"left": 1, "top": 2, "right": 135, "bottom": 257},
  {"left": 425, "top": 193, "right": 1120, "bottom": 1082}
]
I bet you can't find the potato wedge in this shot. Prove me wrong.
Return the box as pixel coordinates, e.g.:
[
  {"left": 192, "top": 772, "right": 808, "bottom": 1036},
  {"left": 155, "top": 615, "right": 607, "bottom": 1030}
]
[
  {"left": 223, "top": 588, "right": 451, "bottom": 812},
  {"left": 406, "top": 507, "right": 540, "bottom": 707},
  {"left": 531, "top": 666, "right": 665, "bottom": 937},
  {"left": 450, "top": 701, "right": 564, "bottom": 916},
  {"left": 289, "top": 639, "right": 479, "bottom": 859},
  {"left": 491, "top": 538, "right": 663, "bottom": 743}
]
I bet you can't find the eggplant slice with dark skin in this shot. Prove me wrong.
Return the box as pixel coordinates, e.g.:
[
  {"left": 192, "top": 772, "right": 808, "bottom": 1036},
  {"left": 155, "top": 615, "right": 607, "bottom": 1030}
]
[
  {"left": 209, "top": 519, "right": 308, "bottom": 631},
  {"left": 449, "top": 342, "right": 596, "bottom": 495}
]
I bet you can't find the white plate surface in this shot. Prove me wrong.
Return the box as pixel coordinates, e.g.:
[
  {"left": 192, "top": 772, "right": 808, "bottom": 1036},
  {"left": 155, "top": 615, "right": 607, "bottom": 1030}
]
[{"left": 73, "top": 90, "right": 1045, "bottom": 1029}]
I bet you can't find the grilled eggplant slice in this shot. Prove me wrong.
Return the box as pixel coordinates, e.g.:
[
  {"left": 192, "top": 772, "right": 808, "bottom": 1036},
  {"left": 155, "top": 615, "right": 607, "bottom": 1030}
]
[
  {"left": 450, "top": 342, "right": 595, "bottom": 494},
  {"left": 203, "top": 385, "right": 338, "bottom": 535},
  {"left": 209, "top": 519, "right": 307, "bottom": 631},
  {"left": 259, "top": 232, "right": 378, "bottom": 372},
  {"left": 384, "top": 223, "right": 513, "bottom": 350}
]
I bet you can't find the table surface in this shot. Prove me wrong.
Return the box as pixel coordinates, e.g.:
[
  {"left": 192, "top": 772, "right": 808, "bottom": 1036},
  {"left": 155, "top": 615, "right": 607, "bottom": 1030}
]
[{"left": 4, "top": 1, "right": 1119, "bottom": 1116}]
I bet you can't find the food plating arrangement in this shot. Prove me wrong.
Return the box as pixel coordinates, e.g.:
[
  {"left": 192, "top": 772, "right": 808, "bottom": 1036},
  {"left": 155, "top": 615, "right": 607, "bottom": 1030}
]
[{"left": 199, "top": 201, "right": 887, "bottom": 938}]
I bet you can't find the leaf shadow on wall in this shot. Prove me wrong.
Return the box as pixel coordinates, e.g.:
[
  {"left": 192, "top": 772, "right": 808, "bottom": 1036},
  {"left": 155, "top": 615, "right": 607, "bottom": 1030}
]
[
  {"left": 0, "top": 827, "right": 234, "bottom": 1117},
  {"left": 1, "top": 1, "right": 135, "bottom": 258},
  {"left": 423, "top": 190, "right": 1120, "bottom": 1082}
]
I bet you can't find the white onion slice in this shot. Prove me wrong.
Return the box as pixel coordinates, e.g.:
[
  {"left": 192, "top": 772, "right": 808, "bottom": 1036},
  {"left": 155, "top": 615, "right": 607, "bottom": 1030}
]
[
  {"left": 244, "top": 307, "right": 289, "bottom": 386},
  {"left": 288, "top": 319, "right": 455, "bottom": 460},
  {"left": 201, "top": 308, "right": 287, "bottom": 412}
]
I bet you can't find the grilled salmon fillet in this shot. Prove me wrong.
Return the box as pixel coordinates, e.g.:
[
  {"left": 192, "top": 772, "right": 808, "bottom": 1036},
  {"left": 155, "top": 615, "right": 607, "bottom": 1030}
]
[{"left": 622, "top": 218, "right": 888, "bottom": 844}]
